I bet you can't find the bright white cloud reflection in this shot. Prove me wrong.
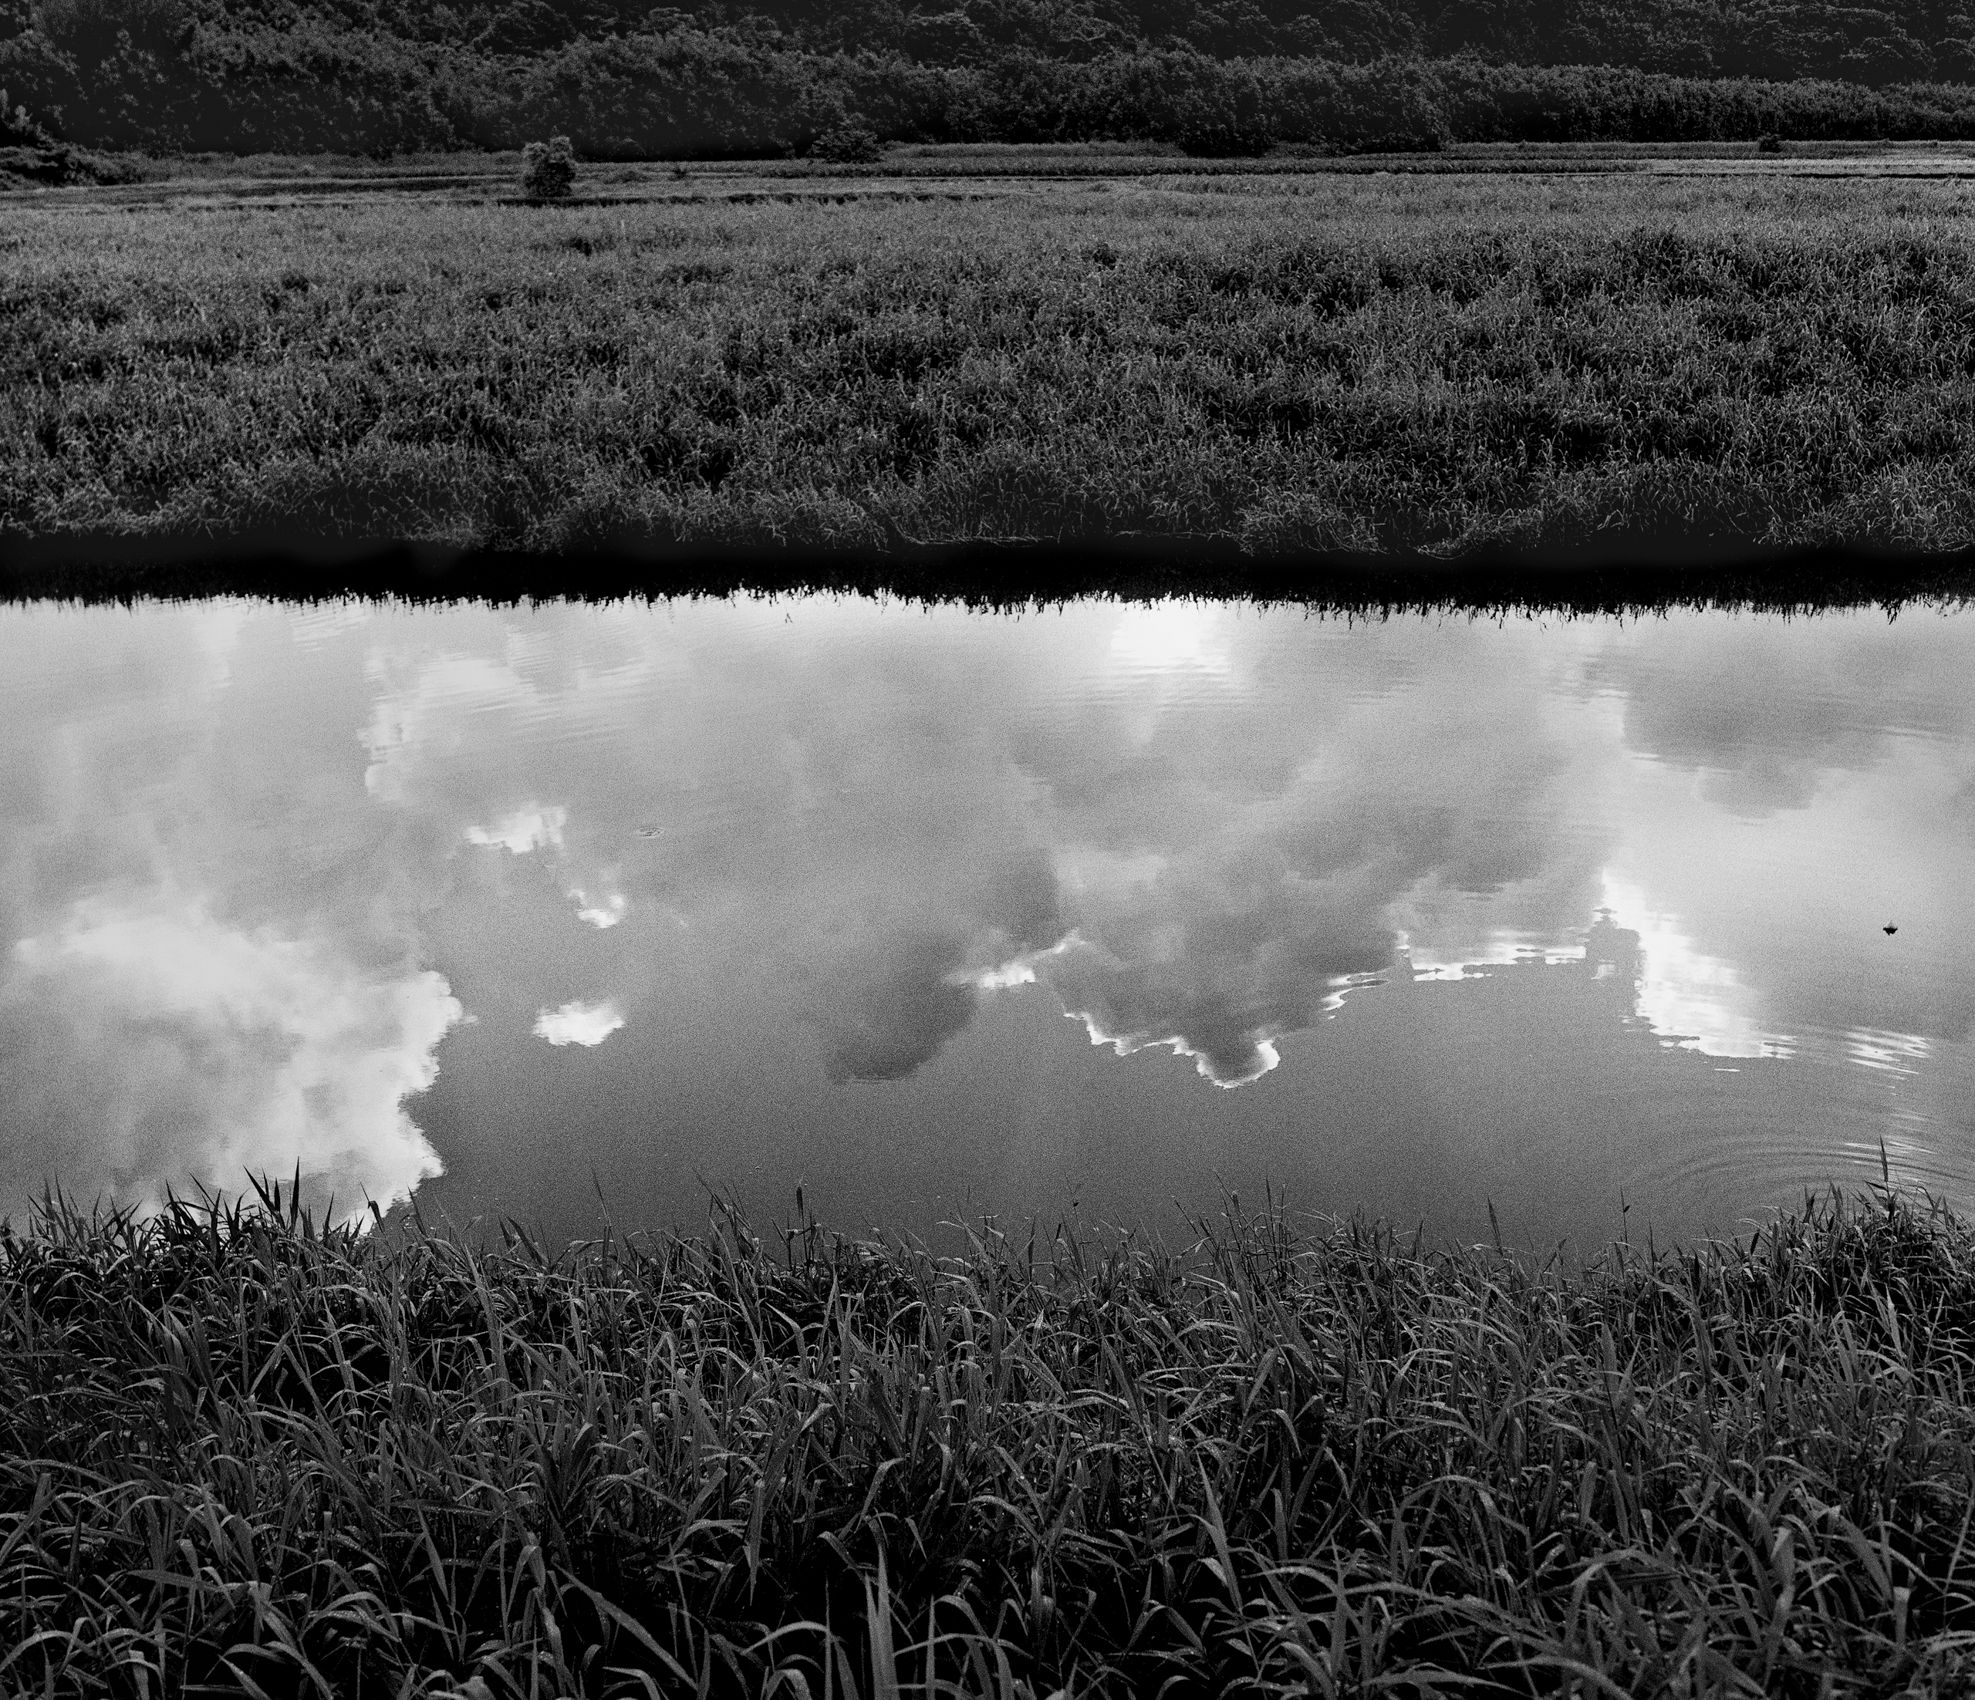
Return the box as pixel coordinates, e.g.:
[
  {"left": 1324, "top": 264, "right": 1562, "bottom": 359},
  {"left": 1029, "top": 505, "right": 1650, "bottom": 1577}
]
[
  {"left": 467, "top": 805, "right": 568, "bottom": 855},
  {"left": 533, "top": 999, "right": 626, "bottom": 1047},
  {"left": 573, "top": 890, "right": 629, "bottom": 929},
  {"left": 1107, "top": 600, "right": 1232, "bottom": 676},
  {"left": 1597, "top": 873, "right": 1787, "bottom": 1059},
  {"left": 3, "top": 598, "right": 1974, "bottom": 1252}
]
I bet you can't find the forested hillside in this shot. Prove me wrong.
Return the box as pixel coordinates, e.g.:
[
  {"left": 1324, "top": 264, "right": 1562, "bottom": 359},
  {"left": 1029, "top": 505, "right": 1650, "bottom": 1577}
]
[{"left": 4, "top": 0, "right": 1975, "bottom": 158}]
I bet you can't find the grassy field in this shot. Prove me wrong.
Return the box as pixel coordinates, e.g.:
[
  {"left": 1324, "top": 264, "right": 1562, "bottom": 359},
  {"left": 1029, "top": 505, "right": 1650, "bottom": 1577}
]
[
  {"left": 19, "top": 138, "right": 1970, "bottom": 191},
  {"left": 4, "top": 1174, "right": 1975, "bottom": 1697},
  {"left": 7, "top": 154, "right": 1975, "bottom": 554}
]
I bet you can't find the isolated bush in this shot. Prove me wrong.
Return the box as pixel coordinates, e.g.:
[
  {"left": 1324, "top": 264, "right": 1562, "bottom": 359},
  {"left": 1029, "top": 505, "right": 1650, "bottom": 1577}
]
[
  {"left": 808, "top": 119, "right": 882, "bottom": 161},
  {"left": 520, "top": 132, "right": 575, "bottom": 196},
  {"left": 1757, "top": 129, "right": 1782, "bottom": 150}
]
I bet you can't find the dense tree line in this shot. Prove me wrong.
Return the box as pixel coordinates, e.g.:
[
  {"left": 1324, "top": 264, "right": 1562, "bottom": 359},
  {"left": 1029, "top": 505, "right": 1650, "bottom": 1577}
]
[
  {"left": 26, "top": 0, "right": 1968, "bottom": 81},
  {"left": 5, "top": 0, "right": 1975, "bottom": 155}
]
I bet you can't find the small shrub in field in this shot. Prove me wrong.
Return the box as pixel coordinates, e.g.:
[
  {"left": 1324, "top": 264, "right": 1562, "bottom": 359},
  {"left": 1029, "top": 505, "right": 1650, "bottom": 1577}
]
[
  {"left": 809, "top": 123, "right": 883, "bottom": 164},
  {"left": 1758, "top": 132, "right": 1784, "bottom": 152},
  {"left": 520, "top": 135, "right": 576, "bottom": 199}
]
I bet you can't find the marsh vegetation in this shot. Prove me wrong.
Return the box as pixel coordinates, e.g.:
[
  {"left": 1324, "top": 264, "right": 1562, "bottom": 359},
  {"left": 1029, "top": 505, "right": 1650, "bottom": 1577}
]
[
  {"left": 4, "top": 1172, "right": 1974, "bottom": 1696},
  {"left": 6, "top": 168, "right": 1975, "bottom": 553}
]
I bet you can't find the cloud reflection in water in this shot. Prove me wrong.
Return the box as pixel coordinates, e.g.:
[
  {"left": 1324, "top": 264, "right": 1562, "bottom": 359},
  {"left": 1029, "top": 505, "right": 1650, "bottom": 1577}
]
[{"left": 0, "top": 598, "right": 1969, "bottom": 1257}]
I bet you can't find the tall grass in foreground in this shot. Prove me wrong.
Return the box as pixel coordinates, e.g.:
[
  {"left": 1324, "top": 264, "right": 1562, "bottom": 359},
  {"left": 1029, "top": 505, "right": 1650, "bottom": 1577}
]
[
  {"left": 8, "top": 173, "right": 1975, "bottom": 552},
  {"left": 6, "top": 1175, "right": 1975, "bottom": 1698}
]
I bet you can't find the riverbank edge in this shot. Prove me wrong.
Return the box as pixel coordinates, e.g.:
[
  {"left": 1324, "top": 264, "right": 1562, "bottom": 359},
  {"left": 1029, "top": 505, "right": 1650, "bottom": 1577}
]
[{"left": 4, "top": 1172, "right": 1973, "bottom": 1695}]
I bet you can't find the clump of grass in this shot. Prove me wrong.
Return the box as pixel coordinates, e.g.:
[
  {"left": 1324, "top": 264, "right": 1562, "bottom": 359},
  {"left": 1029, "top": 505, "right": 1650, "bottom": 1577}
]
[
  {"left": 4, "top": 1166, "right": 1975, "bottom": 1697},
  {"left": 520, "top": 135, "right": 577, "bottom": 199}
]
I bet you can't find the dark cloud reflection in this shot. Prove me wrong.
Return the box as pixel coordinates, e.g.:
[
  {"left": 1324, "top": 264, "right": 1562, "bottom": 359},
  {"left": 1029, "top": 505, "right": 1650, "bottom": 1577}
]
[{"left": 809, "top": 931, "right": 979, "bottom": 1083}]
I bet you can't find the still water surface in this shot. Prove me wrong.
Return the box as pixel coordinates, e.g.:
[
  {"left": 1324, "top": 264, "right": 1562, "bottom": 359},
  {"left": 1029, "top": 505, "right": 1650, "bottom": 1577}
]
[{"left": 3, "top": 595, "right": 1970, "bottom": 1263}]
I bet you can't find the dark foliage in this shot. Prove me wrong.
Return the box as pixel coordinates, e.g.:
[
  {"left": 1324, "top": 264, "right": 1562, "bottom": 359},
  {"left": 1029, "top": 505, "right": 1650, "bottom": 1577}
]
[
  {"left": 0, "top": 138, "right": 143, "bottom": 179},
  {"left": 519, "top": 128, "right": 574, "bottom": 191},
  {"left": 808, "top": 118, "right": 884, "bottom": 159},
  {"left": 1, "top": 0, "right": 1973, "bottom": 158},
  {"left": 5, "top": 1176, "right": 1975, "bottom": 1696}
]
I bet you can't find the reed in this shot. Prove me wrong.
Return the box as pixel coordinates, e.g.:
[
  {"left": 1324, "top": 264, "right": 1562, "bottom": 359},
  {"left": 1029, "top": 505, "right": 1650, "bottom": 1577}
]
[
  {"left": 5, "top": 169, "right": 1975, "bottom": 553},
  {"left": 3, "top": 1161, "right": 1973, "bottom": 1698}
]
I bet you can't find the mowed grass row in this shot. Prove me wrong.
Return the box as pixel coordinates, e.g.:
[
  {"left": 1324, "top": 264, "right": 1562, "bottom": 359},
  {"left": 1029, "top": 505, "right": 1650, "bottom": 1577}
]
[
  {"left": 4, "top": 1174, "right": 1975, "bottom": 1698},
  {"left": 6, "top": 173, "right": 1975, "bottom": 552}
]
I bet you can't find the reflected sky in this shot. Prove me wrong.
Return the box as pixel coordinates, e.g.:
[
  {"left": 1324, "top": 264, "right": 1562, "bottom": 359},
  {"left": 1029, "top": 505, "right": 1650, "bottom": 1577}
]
[{"left": 3, "top": 595, "right": 1971, "bottom": 1262}]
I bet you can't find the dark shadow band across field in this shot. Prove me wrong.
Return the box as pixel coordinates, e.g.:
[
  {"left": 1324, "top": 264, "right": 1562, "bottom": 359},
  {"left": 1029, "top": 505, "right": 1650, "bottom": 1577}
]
[
  {"left": 5, "top": 1171, "right": 1975, "bottom": 1696},
  {"left": 9, "top": 153, "right": 1975, "bottom": 560}
]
